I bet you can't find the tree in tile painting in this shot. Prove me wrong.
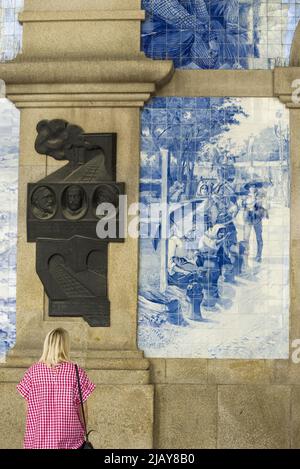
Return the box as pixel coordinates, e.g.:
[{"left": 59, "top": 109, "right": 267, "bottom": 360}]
[{"left": 141, "top": 98, "right": 247, "bottom": 199}]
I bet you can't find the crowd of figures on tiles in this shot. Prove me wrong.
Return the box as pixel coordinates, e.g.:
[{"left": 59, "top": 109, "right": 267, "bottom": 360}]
[{"left": 138, "top": 97, "right": 289, "bottom": 358}]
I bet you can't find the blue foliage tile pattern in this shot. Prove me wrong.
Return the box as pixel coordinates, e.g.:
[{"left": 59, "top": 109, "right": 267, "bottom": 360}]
[
  {"left": 141, "top": 0, "right": 300, "bottom": 69},
  {"left": 138, "top": 97, "right": 290, "bottom": 358}
]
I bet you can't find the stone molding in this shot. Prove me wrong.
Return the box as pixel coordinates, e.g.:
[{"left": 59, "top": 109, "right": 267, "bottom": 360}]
[
  {"left": 0, "top": 59, "right": 173, "bottom": 108},
  {"left": 19, "top": 10, "right": 146, "bottom": 22},
  {"left": 25, "top": 0, "right": 142, "bottom": 11},
  {"left": 0, "top": 1, "right": 173, "bottom": 108},
  {"left": 157, "top": 69, "right": 274, "bottom": 97}
]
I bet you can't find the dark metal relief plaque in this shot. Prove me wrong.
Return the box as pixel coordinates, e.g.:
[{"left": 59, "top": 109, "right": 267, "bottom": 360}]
[{"left": 27, "top": 119, "right": 125, "bottom": 326}]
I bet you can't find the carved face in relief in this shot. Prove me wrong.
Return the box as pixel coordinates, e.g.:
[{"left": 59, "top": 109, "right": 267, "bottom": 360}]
[
  {"left": 31, "top": 186, "right": 56, "bottom": 219},
  {"left": 93, "top": 185, "right": 120, "bottom": 218},
  {"left": 62, "top": 185, "right": 87, "bottom": 220},
  {"left": 66, "top": 185, "right": 83, "bottom": 212}
]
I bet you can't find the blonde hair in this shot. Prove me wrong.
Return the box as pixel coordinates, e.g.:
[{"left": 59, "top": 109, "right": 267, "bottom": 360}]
[{"left": 39, "top": 328, "right": 70, "bottom": 367}]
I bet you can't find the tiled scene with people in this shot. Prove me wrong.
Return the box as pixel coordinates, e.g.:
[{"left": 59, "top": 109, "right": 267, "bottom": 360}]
[{"left": 138, "top": 97, "right": 290, "bottom": 358}]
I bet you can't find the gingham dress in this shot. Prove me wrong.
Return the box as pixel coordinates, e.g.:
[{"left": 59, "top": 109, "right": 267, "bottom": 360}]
[{"left": 17, "top": 361, "right": 96, "bottom": 449}]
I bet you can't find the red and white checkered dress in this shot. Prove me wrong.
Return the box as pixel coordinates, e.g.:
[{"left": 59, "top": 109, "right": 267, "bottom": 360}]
[{"left": 17, "top": 361, "right": 96, "bottom": 449}]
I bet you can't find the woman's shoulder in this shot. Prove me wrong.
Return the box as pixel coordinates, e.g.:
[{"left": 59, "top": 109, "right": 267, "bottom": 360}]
[
  {"left": 69, "top": 361, "right": 87, "bottom": 373},
  {"left": 28, "top": 361, "right": 52, "bottom": 372},
  {"left": 29, "top": 361, "right": 43, "bottom": 371},
  {"left": 21, "top": 362, "right": 46, "bottom": 377},
  {"left": 30, "top": 361, "right": 77, "bottom": 370},
  {"left": 62, "top": 361, "right": 86, "bottom": 373},
  {"left": 29, "top": 361, "right": 87, "bottom": 373}
]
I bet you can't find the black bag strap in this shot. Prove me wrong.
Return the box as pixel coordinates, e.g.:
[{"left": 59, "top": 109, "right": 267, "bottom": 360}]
[{"left": 75, "top": 363, "right": 89, "bottom": 441}]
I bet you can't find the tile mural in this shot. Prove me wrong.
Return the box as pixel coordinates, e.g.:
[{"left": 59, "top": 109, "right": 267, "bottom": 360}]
[
  {"left": 0, "top": 1, "right": 22, "bottom": 359},
  {"left": 138, "top": 97, "right": 290, "bottom": 358},
  {"left": 141, "top": 0, "right": 300, "bottom": 69},
  {"left": 0, "top": 98, "right": 19, "bottom": 359},
  {"left": 0, "top": 0, "right": 23, "bottom": 62}
]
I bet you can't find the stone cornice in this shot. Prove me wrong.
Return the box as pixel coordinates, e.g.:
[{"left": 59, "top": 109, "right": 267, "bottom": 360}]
[
  {"left": 0, "top": 0, "right": 175, "bottom": 108},
  {"left": 157, "top": 70, "right": 274, "bottom": 97},
  {"left": 0, "top": 58, "right": 174, "bottom": 108},
  {"left": 0, "top": 58, "right": 173, "bottom": 85}
]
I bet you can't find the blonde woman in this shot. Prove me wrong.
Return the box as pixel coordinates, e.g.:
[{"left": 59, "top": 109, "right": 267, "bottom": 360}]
[{"left": 17, "top": 328, "right": 96, "bottom": 449}]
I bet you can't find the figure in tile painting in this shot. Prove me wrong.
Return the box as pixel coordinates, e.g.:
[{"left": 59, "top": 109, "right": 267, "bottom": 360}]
[{"left": 242, "top": 183, "right": 269, "bottom": 263}]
